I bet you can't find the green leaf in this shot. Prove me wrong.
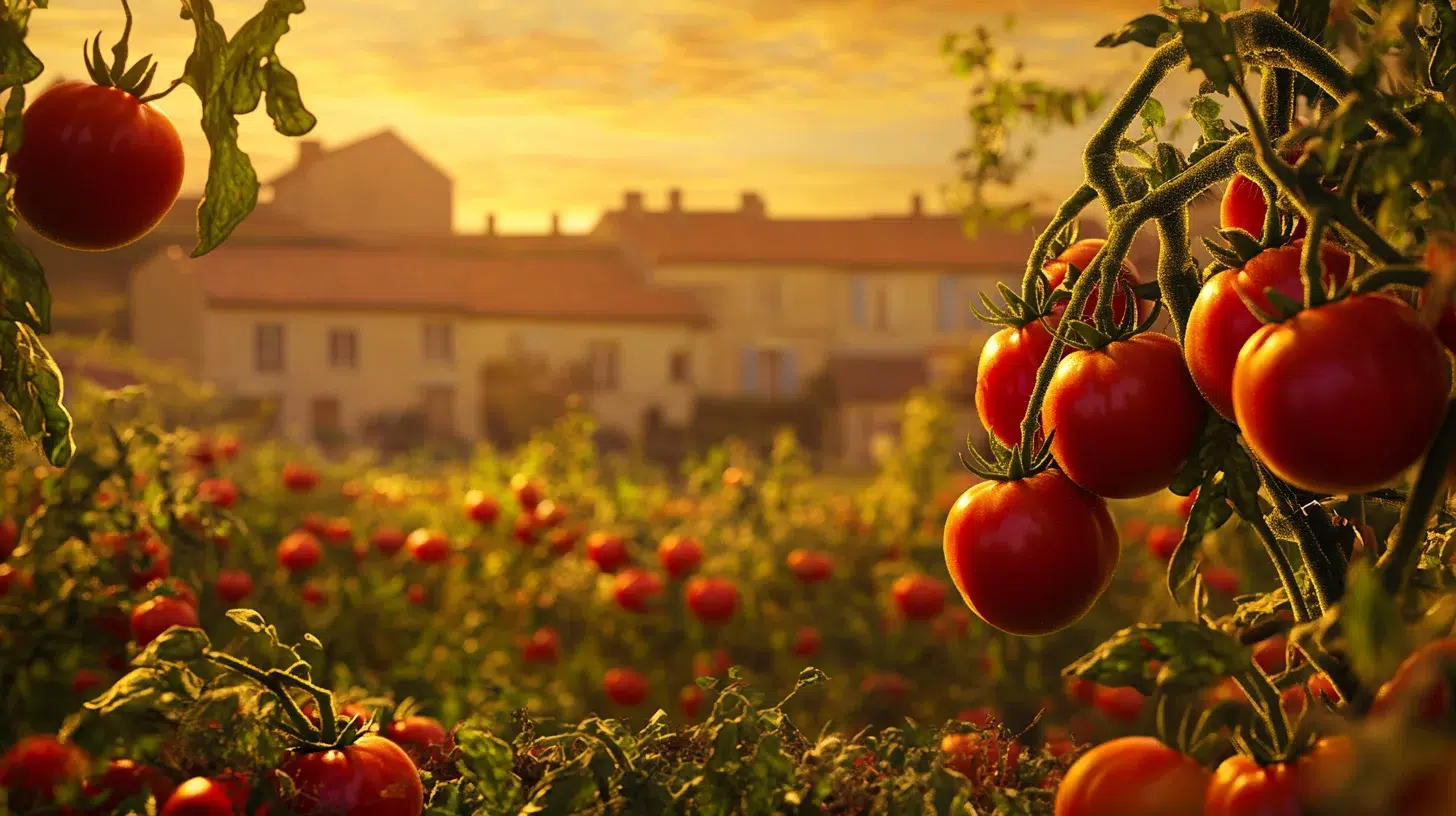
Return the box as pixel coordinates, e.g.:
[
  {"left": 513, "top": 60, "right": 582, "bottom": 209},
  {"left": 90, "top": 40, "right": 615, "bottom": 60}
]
[
  {"left": 0, "top": 12, "right": 44, "bottom": 92},
  {"left": 0, "top": 216, "right": 51, "bottom": 332},
  {"left": 84, "top": 667, "right": 169, "bottom": 715},
  {"left": 1342, "top": 562, "right": 1408, "bottom": 683},
  {"left": 1096, "top": 14, "right": 1176, "bottom": 49},
  {"left": 1179, "top": 12, "right": 1244, "bottom": 96},
  {"left": 179, "top": 0, "right": 316, "bottom": 257},
  {"left": 1169, "top": 477, "right": 1234, "bottom": 606},
  {"left": 133, "top": 626, "right": 211, "bottom": 665},
  {"left": 0, "top": 320, "right": 73, "bottom": 466},
  {"left": 1064, "top": 621, "right": 1248, "bottom": 696},
  {"left": 1140, "top": 98, "right": 1168, "bottom": 130}
]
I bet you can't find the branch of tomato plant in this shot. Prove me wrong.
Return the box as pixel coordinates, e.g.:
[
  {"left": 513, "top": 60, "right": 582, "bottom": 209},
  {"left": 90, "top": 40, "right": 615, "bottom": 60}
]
[
  {"left": 1231, "top": 667, "right": 1292, "bottom": 757},
  {"left": 1153, "top": 209, "right": 1196, "bottom": 340},
  {"left": 204, "top": 649, "right": 336, "bottom": 744},
  {"left": 1081, "top": 37, "right": 1189, "bottom": 208},
  {"left": 1238, "top": 507, "right": 1313, "bottom": 624},
  {"left": 1259, "top": 66, "right": 1295, "bottom": 143},
  {"left": 1019, "top": 184, "right": 1098, "bottom": 304},
  {"left": 1377, "top": 401, "right": 1456, "bottom": 597},
  {"left": 1299, "top": 216, "right": 1332, "bottom": 308},
  {"left": 1233, "top": 153, "right": 1282, "bottom": 248},
  {"left": 1247, "top": 450, "right": 1343, "bottom": 614}
]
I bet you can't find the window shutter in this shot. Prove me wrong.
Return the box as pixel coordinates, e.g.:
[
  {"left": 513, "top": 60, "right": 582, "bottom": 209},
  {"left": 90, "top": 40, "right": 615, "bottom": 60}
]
[
  {"left": 740, "top": 348, "right": 758, "bottom": 394},
  {"left": 780, "top": 349, "right": 799, "bottom": 396},
  {"left": 850, "top": 277, "right": 868, "bottom": 326}
]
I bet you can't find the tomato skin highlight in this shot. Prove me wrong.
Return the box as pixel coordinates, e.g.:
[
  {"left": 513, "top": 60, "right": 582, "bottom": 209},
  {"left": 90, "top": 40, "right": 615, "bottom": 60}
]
[
  {"left": 1184, "top": 242, "right": 1350, "bottom": 420},
  {"left": 976, "top": 321, "right": 1055, "bottom": 448},
  {"left": 1233, "top": 294, "right": 1449, "bottom": 494},
  {"left": 1043, "top": 333, "right": 1205, "bottom": 499},
  {"left": 1054, "top": 736, "right": 1209, "bottom": 816},
  {"left": 10, "top": 82, "right": 185, "bottom": 251},
  {"left": 279, "top": 735, "right": 423, "bottom": 816},
  {"left": 942, "top": 470, "right": 1119, "bottom": 636},
  {"left": 131, "top": 595, "right": 200, "bottom": 647}
]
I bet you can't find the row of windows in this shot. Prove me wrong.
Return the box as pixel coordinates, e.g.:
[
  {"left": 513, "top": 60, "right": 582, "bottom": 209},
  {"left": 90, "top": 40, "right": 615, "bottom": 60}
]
[
  {"left": 847, "top": 276, "right": 990, "bottom": 332},
  {"left": 253, "top": 324, "right": 694, "bottom": 389}
]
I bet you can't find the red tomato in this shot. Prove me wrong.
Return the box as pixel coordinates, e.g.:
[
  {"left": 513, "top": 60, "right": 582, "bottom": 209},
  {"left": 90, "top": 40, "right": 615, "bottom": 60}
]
[
  {"left": 790, "top": 626, "right": 821, "bottom": 658},
  {"left": 1043, "top": 238, "right": 1150, "bottom": 324},
  {"left": 941, "top": 732, "right": 1007, "bottom": 779},
  {"left": 196, "top": 478, "right": 238, "bottom": 509},
  {"left": 509, "top": 474, "right": 542, "bottom": 511},
  {"left": 512, "top": 514, "right": 538, "bottom": 546},
  {"left": 1043, "top": 333, "right": 1206, "bottom": 499},
  {"left": 1054, "top": 736, "right": 1210, "bottom": 816},
  {"left": 657, "top": 534, "right": 703, "bottom": 579},
  {"left": 1184, "top": 242, "right": 1351, "bottom": 419},
  {"left": 215, "top": 434, "right": 241, "bottom": 461},
  {"left": 406, "top": 584, "right": 428, "bottom": 606},
  {"left": 890, "top": 574, "right": 946, "bottom": 621},
  {"left": 83, "top": 759, "right": 176, "bottom": 815},
  {"left": 371, "top": 527, "right": 407, "bottom": 557},
  {"left": 521, "top": 627, "right": 560, "bottom": 664},
  {"left": 71, "top": 669, "right": 106, "bottom": 698},
  {"left": 685, "top": 576, "right": 740, "bottom": 625},
  {"left": 281, "top": 463, "right": 320, "bottom": 493},
  {"left": 586, "top": 532, "right": 630, "bottom": 573},
  {"left": 383, "top": 716, "right": 452, "bottom": 767},
  {"left": 860, "top": 672, "right": 911, "bottom": 702},
  {"left": 1254, "top": 635, "right": 1288, "bottom": 675},
  {"left": 1372, "top": 638, "right": 1456, "bottom": 724},
  {"left": 214, "top": 570, "right": 255, "bottom": 605},
  {"left": 1220, "top": 149, "right": 1309, "bottom": 241},
  {"left": 1201, "top": 566, "right": 1241, "bottom": 596},
  {"left": 1093, "top": 685, "right": 1145, "bottom": 725},
  {"left": 131, "top": 596, "right": 199, "bottom": 647},
  {"left": 321, "top": 517, "right": 353, "bottom": 546},
  {"left": 406, "top": 529, "right": 451, "bottom": 564},
  {"left": 0, "top": 517, "right": 17, "bottom": 561},
  {"left": 1233, "top": 293, "right": 1449, "bottom": 494},
  {"left": 0, "top": 735, "right": 91, "bottom": 811},
  {"left": 159, "top": 776, "right": 253, "bottom": 816},
  {"left": 0, "top": 563, "right": 25, "bottom": 597},
  {"left": 300, "top": 582, "right": 326, "bottom": 607},
  {"left": 188, "top": 437, "right": 217, "bottom": 468},
  {"left": 785, "top": 549, "right": 834, "bottom": 584},
  {"left": 679, "top": 684, "right": 705, "bottom": 719},
  {"left": 976, "top": 320, "right": 1056, "bottom": 448},
  {"left": 547, "top": 527, "right": 578, "bottom": 555},
  {"left": 1204, "top": 737, "right": 1354, "bottom": 816},
  {"left": 302, "top": 514, "right": 329, "bottom": 537},
  {"left": 533, "top": 499, "right": 566, "bottom": 528},
  {"left": 10, "top": 82, "right": 184, "bottom": 250},
  {"left": 943, "top": 470, "right": 1119, "bottom": 636},
  {"left": 128, "top": 537, "right": 172, "bottom": 590},
  {"left": 278, "top": 735, "right": 423, "bottom": 816},
  {"left": 1065, "top": 676, "right": 1098, "bottom": 706},
  {"left": 1146, "top": 525, "right": 1181, "bottom": 561},
  {"left": 462, "top": 490, "right": 500, "bottom": 525},
  {"left": 603, "top": 668, "right": 650, "bottom": 706},
  {"left": 611, "top": 568, "right": 664, "bottom": 613},
  {"left": 277, "top": 532, "right": 322, "bottom": 572}
]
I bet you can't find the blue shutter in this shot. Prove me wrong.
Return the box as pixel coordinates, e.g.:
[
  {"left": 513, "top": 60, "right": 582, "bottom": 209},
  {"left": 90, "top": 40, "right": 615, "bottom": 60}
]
[
  {"left": 850, "top": 277, "right": 868, "bottom": 326},
  {"left": 740, "top": 348, "right": 759, "bottom": 394},
  {"left": 779, "top": 349, "right": 799, "bottom": 396},
  {"left": 937, "top": 276, "right": 959, "bottom": 332}
]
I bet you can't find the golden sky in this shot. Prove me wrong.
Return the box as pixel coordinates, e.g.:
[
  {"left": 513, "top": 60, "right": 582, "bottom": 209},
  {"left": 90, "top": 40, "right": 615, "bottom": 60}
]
[{"left": 27, "top": 0, "right": 1201, "bottom": 234}]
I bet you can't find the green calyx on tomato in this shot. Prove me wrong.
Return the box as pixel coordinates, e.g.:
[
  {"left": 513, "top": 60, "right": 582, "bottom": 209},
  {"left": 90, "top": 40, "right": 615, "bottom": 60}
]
[{"left": 81, "top": 0, "right": 168, "bottom": 101}]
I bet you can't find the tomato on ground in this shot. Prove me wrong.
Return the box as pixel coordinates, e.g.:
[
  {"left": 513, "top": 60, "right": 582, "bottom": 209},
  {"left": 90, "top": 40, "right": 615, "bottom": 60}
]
[
  {"left": 10, "top": 82, "right": 185, "bottom": 251},
  {"left": 279, "top": 735, "right": 423, "bottom": 816},
  {"left": 1233, "top": 293, "right": 1449, "bottom": 495},
  {"left": 1054, "top": 736, "right": 1210, "bottom": 816},
  {"left": 943, "top": 469, "right": 1119, "bottom": 636},
  {"left": 1043, "top": 332, "right": 1206, "bottom": 499},
  {"left": 1184, "top": 241, "right": 1350, "bottom": 420},
  {"left": 976, "top": 320, "right": 1056, "bottom": 448}
]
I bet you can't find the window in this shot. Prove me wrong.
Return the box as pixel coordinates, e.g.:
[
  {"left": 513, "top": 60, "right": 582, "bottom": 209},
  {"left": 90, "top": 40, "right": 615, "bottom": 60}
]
[
  {"left": 669, "top": 350, "right": 692, "bottom": 384},
  {"left": 740, "top": 348, "right": 796, "bottom": 397},
  {"left": 421, "top": 385, "right": 456, "bottom": 436},
  {"left": 422, "top": 322, "right": 454, "bottom": 363},
  {"left": 872, "top": 285, "right": 890, "bottom": 331},
  {"left": 936, "top": 276, "right": 960, "bottom": 332},
  {"left": 739, "top": 348, "right": 758, "bottom": 394},
  {"left": 254, "top": 323, "right": 285, "bottom": 373},
  {"left": 327, "top": 328, "right": 359, "bottom": 369},
  {"left": 849, "top": 277, "right": 868, "bottom": 326},
  {"left": 588, "top": 341, "right": 621, "bottom": 390},
  {"left": 310, "top": 396, "right": 341, "bottom": 440}
]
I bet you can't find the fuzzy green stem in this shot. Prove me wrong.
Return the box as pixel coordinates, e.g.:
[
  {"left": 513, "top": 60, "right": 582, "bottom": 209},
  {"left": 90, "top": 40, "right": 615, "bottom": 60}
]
[
  {"left": 1260, "top": 67, "right": 1295, "bottom": 142},
  {"left": 1020, "top": 185, "right": 1098, "bottom": 304},
  {"left": 1154, "top": 209, "right": 1196, "bottom": 341},
  {"left": 1300, "top": 216, "right": 1331, "bottom": 308},
  {"left": 1240, "top": 508, "right": 1314, "bottom": 623},
  {"left": 1296, "top": 645, "right": 1368, "bottom": 715},
  {"left": 1232, "top": 668, "right": 1292, "bottom": 756},
  {"left": 1378, "top": 401, "right": 1456, "bottom": 596},
  {"left": 1250, "top": 454, "right": 1342, "bottom": 615},
  {"left": 1082, "top": 38, "right": 1189, "bottom": 208},
  {"left": 206, "top": 651, "right": 317, "bottom": 737}
]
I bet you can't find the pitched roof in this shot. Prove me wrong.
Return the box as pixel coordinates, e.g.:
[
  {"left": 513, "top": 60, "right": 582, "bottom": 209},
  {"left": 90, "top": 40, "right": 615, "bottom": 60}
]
[
  {"left": 593, "top": 208, "right": 1061, "bottom": 269},
  {"left": 825, "top": 354, "right": 929, "bottom": 402},
  {"left": 266, "top": 129, "right": 452, "bottom": 187},
  {"left": 167, "top": 245, "right": 710, "bottom": 325}
]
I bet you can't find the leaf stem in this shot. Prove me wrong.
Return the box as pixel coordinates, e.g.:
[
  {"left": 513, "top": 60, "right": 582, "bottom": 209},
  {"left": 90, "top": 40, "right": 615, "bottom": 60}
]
[
  {"left": 1300, "top": 215, "right": 1330, "bottom": 308},
  {"left": 1082, "top": 38, "right": 1189, "bottom": 208},
  {"left": 1240, "top": 507, "right": 1313, "bottom": 623},
  {"left": 1154, "top": 209, "right": 1196, "bottom": 341},
  {"left": 1019, "top": 184, "right": 1097, "bottom": 304},
  {"left": 1377, "top": 401, "right": 1456, "bottom": 596}
]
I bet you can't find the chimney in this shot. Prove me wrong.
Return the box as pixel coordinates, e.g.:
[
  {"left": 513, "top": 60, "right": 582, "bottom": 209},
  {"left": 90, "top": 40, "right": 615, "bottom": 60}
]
[
  {"left": 667, "top": 188, "right": 682, "bottom": 213},
  {"left": 623, "top": 190, "right": 644, "bottom": 214},
  {"left": 910, "top": 192, "right": 924, "bottom": 217},
  {"left": 297, "top": 139, "right": 324, "bottom": 167},
  {"left": 486, "top": 213, "right": 497, "bottom": 236},
  {"left": 550, "top": 212, "right": 561, "bottom": 235},
  {"left": 740, "top": 191, "right": 766, "bottom": 218}
]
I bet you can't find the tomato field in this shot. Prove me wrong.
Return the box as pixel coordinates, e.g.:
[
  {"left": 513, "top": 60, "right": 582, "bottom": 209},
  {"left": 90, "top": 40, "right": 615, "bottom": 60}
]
[{"left": 7, "top": 0, "right": 1456, "bottom": 814}]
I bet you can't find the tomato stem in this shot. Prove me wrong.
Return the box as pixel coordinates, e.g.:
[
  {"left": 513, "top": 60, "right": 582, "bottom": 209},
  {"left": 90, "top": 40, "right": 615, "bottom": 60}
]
[
  {"left": 1249, "top": 453, "right": 1344, "bottom": 614},
  {"left": 1153, "top": 210, "right": 1196, "bottom": 341},
  {"left": 1300, "top": 217, "right": 1331, "bottom": 308},
  {"left": 1017, "top": 184, "right": 1096, "bottom": 307},
  {"left": 1377, "top": 400, "right": 1456, "bottom": 596},
  {"left": 1232, "top": 668, "right": 1292, "bottom": 759},
  {"left": 1239, "top": 508, "right": 1313, "bottom": 624}
]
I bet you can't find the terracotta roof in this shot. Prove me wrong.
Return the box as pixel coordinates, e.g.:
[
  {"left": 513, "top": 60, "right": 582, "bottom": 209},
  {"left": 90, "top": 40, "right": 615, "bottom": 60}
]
[
  {"left": 168, "top": 245, "right": 710, "bottom": 325},
  {"left": 592, "top": 208, "right": 1062, "bottom": 269},
  {"left": 826, "top": 354, "right": 929, "bottom": 402}
]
